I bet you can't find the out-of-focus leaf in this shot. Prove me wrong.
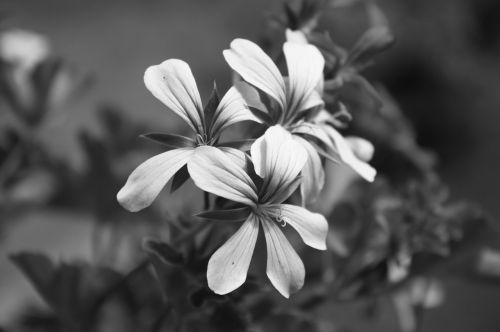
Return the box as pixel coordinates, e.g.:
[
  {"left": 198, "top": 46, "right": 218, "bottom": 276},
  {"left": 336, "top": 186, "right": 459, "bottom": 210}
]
[
  {"left": 143, "top": 238, "right": 183, "bottom": 265},
  {"left": 10, "top": 252, "right": 122, "bottom": 329},
  {"left": 346, "top": 26, "right": 395, "bottom": 70}
]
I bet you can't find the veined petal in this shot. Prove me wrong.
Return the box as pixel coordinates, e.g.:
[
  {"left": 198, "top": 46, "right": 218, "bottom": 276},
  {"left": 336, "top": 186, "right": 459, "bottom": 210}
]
[
  {"left": 283, "top": 42, "right": 324, "bottom": 117},
  {"left": 188, "top": 146, "right": 258, "bottom": 206},
  {"left": 144, "top": 59, "right": 204, "bottom": 134},
  {"left": 117, "top": 148, "right": 194, "bottom": 212},
  {"left": 262, "top": 219, "right": 305, "bottom": 298},
  {"left": 293, "top": 136, "right": 325, "bottom": 205},
  {"left": 210, "top": 86, "right": 261, "bottom": 135},
  {"left": 223, "top": 39, "right": 286, "bottom": 110},
  {"left": 218, "top": 146, "right": 247, "bottom": 169},
  {"left": 323, "top": 126, "right": 376, "bottom": 182},
  {"left": 207, "top": 214, "right": 259, "bottom": 294},
  {"left": 267, "top": 204, "right": 328, "bottom": 250},
  {"left": 251, "top": 125, "right": 308, "bottom": 203},
  {"left": 292, "top": 122, "right": 335, "bottom": 151}
]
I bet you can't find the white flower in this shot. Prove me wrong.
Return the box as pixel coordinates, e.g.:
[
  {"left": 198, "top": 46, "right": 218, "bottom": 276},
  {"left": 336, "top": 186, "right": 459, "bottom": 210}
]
[
  {"left": 189, "top": 126, "right": 328, "bottom": 297},
  {"left": 224, "top": 36, "right": 376, "bottom": 204},
  {"left": 117, "top": 59, "right": 260, "bottom": 212}
]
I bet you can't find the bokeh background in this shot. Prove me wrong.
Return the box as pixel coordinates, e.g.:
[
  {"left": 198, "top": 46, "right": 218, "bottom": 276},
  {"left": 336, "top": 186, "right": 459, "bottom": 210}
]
[{"left": 1, "top": 0, "right": 499, "bottom": 331}]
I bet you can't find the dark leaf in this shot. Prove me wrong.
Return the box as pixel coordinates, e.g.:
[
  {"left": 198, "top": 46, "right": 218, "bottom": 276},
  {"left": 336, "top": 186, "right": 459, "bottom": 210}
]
[
  {"left": 195, "top": 206, "right": 251, "bottom": 222},
  {"left": 204, "top": 82, "right": 220, "bottom": 135},
  {"left": 141, "top": 133, "right": 195, "bottom": 149},
  {"left": 346, "top": 26, "right": 395, "bottom": 69},
  {"left": 171, "top": 164, "right": 190, "bottom": 193},
  {"left": 143, "top": 238, "right": 183, "bottom": 265},
  {"left": 217, "top": 139, "right": 255, "bottom": 151}
]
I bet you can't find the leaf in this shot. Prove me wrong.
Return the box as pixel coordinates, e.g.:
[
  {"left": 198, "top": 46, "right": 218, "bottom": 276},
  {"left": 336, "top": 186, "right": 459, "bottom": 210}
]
[
  {"left": 141, "top": 133, "right": 195, "bottom": 150},
  {"left": 195, "top": 206, "right": 251, "bottom": 222},
  {"left": 346, "top": 26, "right": 395, "bottom": 69},
  {"left": 203, "top": 82, "right": 220, "bottom": 135},
  {"left": 170, "top": 164, "right": 190, "bottom": 193},
  {"left": 143, "top": 238, "right": 183, "bottom": 265},
  {"left": 10, "top": 252, "right": 122, "bottom": 329},
  {"left": 217, "top": 139, "right": 255, "bottom": 151},
  {"left": 143, "top": 239, "right": 203, "bottom": 314}
]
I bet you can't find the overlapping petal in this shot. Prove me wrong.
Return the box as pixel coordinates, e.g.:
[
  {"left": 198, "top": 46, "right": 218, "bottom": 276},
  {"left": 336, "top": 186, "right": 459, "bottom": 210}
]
[
  {"left": 322, "top": 126, "right": 376, "bottom": 181},
  {"left": 251, "top": 125, "right": 308, "bottom": 202},
  {"left": 262, "top": 220, "right": 305, "bottom": 298},
  {"left": 207, "top": 214, "right": 259, "bottom": 294},
  {"left": 209, "top": 86, "right": 261, "bottom": 135},
  {"left": 188, "top": 146, "right": 258, "bottom": 206},
  {"left": 293, "top": 136, "right": 325, "bottom": 204},
  {"left": 223, "top": 39, "right": 287, "bottom": 111},
  {"left": 267, "top": 204, "right": 328, "bottom": 250},
  {"left": 283, "top": 42, "right": 325, "bottom": 118},
  {"left": 144, "top": 59, "right": 204, "bottom": 134},
  {"left": 117, "top": 148, "right": 194, "bottom": 212}
]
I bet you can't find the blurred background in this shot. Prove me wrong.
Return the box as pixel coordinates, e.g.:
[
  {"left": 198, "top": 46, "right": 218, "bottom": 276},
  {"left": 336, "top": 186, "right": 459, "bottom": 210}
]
[{"left": 0, "top": 0, "right": 499, "bottom": 331}]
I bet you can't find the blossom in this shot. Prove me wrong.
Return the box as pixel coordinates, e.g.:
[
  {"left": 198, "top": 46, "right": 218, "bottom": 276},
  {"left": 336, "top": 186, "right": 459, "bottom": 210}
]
[
  {"left": 224, "top": 36, "right": 375, "bottom": 204},
  {"left": 117, "top": 59, "right": 259, "bottom": 212},
  {"left": 189, "top": 126, "right": 328, "bottom": 297}
]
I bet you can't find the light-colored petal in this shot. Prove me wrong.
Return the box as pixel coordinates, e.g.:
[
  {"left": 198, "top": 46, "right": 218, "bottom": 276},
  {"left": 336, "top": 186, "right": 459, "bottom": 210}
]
[
  {"left": 218, "top": 146, "right": 247, "bottom": 169},
  {"left": 188, "top": 146, "right": 258, "bottom": 206},
  {"left": 207, "top": 214, "right": 259, "bottom": 294},
  {"left": 292, "top": 122, "right": 337, "bottom": 158},
  {"left": 283, "top": 42, "right": 325, "bottom": 118},
  {"left": 266, "top": 204, "right": 328, "bottom": 250},
  {"left": 210, "top": 86, "right": 261, "bottom": 135},
  {"left": 293, "top": 136, "right": 325, "bottom": 205},
  {"left": 251, "top": 125, "right": 308, "bottom": 203},
  {"left": 262, "top": 219, "right": 305, "bottom": 298},
  {"left": 117, "top": 148, "right": 194, "bottom": 212},
  {"left": 345, "top": 136, "right": 375, "bottom": 162},
  {"left": 285, "top": 29, "right": 308, "bottom": 44},
  {"left": 223, "top": 39, "right": 286, "bottom": 110},
  {"left": 323, "top": 126, "right": 376, "bottom": 181},
  {"left": 144, "top": 59, "right": 204, "bottom": 134}
]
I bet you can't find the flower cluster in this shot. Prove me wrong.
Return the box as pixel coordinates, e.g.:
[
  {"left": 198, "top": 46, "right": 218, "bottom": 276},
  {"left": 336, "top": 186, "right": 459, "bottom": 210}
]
[{"left": 117, "top": 31, "right": 377, "bottom": 297}]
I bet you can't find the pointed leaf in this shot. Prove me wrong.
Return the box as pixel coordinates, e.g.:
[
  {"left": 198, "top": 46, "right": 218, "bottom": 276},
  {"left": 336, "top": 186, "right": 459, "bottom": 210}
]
[
  {"left": 142, "top": 133, "right": 195, "bottom": 150},
  {"left": 170, "top": 164, "right": 190, "bottom": 193},
  {"left": 196, "top": 206, "right": 251, "bottom": 222}
]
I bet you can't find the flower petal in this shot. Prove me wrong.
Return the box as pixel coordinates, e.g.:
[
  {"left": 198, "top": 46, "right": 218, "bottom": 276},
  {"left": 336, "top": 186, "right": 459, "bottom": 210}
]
[
  {"left": 210, "top": 86, "right": 261, "bottom": 136},
  {"left": 267, "top": 204, "right": 328, "bottom": 250},
  {"left": 188, "top": 146, "right": 258, "bottom": 206},
  {"left": 117, "top": 148, "right": 194, "bottom": 212},
  {"left": 207, "top": 214, "right": 259, "bottom": 294},
  {"left": 283, "top": 42, "right": 324, "bottom": 118},
  {"left": 262, "top": 219, "right": 305, "bottom": 298},
  {"left": 323, "top": 126, "right": 376, "bottom": 181},
  {"left": 223, "top": 39, "right": 286, "bottom": 110},
  {"left": 144, "top": 59, "right": 204, "bottom": 134},
  {"left": 293, "top": 136, "right": 325, "bottom": 205},
  {"left": 251, "top": 125, "right": 308, "bottom": 203}
]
